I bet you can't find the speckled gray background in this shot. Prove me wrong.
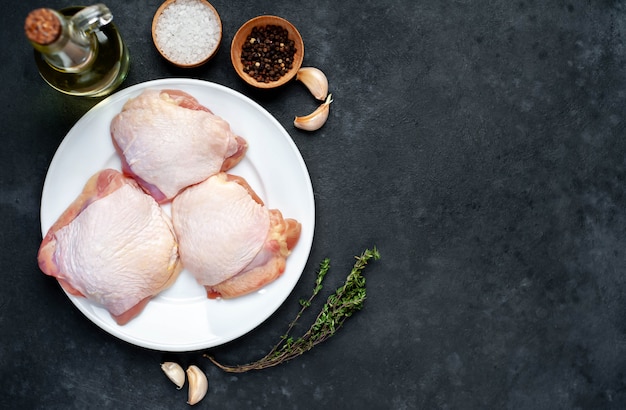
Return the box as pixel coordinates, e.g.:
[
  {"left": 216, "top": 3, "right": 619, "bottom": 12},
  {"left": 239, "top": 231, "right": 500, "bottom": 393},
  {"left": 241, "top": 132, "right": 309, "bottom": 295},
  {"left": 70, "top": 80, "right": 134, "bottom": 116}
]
[{"left": 3, "top": 0, "right": 626, "bottom": 408}]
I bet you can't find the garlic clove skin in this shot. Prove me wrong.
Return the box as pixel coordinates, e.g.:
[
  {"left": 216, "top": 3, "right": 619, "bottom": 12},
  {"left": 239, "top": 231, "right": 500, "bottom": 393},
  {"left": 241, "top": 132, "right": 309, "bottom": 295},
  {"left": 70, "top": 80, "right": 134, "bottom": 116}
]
[
  {"left": 294, "top": 94, "right": 333, "bottom": 131},
  {"left": 186, "top": 365, "right": 208, "bottom": 405},
  {"left": 296, "top": 67, "right": 329, "bottom": 101},
  {"left": 161, "top": 362, "right": 185, "bottom": 390}
]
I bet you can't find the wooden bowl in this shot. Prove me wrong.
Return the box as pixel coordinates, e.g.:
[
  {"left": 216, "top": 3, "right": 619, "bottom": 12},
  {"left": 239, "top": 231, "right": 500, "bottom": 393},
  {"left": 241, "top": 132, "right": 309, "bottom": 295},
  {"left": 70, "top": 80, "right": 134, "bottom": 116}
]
[
  {"left": 231, "top": 15, "right": 304, "bottom": 88},
  {"left": 152, "top": 0, "right": 222, "bottom": 68}
]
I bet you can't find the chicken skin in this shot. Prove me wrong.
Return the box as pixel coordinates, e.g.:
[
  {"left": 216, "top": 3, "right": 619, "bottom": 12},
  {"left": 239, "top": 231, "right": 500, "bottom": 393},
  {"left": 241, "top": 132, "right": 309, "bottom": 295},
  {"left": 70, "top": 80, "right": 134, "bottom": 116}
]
[
  {"left": 37, "top": 169, "right": 181, "bottom": 325},
  {"left": 110, "top": 89, "right": 247, "bottom": 203},
  {"left": 171, "top": 173, "right": 301, "bottom": 299}
]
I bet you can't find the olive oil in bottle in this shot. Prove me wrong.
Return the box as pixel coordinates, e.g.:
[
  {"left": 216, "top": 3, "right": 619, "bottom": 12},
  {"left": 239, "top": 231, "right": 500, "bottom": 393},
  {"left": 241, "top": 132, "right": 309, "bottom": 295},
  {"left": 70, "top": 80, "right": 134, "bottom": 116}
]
[{"left": 24, "top": 4, "right": 129, "bottom": 97}]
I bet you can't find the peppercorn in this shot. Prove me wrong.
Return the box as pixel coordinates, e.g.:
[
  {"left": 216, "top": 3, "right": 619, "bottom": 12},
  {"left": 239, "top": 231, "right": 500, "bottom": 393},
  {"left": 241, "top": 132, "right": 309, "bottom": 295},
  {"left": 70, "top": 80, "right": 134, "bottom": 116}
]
[{"left": 240, "top": 24, "right": 296, "bottom": 83}]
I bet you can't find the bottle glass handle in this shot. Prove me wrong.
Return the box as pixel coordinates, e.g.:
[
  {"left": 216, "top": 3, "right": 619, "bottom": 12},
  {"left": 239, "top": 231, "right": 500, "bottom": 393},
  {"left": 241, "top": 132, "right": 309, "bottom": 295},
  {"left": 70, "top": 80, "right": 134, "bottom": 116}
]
[{"left": 71, "top": 3, "right": 113, "bottom": 34}]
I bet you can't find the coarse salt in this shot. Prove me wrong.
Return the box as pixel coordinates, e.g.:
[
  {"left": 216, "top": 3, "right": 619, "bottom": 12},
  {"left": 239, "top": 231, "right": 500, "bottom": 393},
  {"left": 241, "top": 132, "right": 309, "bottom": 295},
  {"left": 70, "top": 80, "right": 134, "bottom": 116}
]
[{"left": 154, "top": 0, "right": 221, "bottom": 66}]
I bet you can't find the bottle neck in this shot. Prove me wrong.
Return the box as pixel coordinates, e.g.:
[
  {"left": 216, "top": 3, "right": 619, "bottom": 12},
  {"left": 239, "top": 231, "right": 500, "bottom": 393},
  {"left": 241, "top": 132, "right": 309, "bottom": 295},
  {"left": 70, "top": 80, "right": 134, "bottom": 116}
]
[{"left": 26, "top": 8, "right": 96, "bottom": 73}]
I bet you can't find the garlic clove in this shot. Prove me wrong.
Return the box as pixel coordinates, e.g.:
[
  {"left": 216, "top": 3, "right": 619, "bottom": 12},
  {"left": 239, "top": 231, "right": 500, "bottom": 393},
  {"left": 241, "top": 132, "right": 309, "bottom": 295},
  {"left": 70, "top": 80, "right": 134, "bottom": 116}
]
[
  {"left": 296, "top": 67, "right": 329, "bottom": 101},
  {"left": 294, "top": 94, "right": 333, "bottom": 131},
  {"left": 186, "top": 365, "right": 208, "bottom": 405},
  {"left": 161, "top": 362, "right": 185, "bottom": 390}
]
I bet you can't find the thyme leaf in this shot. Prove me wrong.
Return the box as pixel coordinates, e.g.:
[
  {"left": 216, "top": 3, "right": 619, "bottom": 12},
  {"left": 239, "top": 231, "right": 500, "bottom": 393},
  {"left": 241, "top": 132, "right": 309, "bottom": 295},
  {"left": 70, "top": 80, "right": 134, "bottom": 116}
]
[{"left": 204, "top": 247, "right": 380, "bottom": 372}]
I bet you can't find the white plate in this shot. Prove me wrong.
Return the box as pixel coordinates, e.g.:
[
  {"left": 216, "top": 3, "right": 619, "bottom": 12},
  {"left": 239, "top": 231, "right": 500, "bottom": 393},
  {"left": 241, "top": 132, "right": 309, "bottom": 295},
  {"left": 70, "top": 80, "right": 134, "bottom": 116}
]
[{"left": 40, "top": 78, "right": 315, "bottom": 352}]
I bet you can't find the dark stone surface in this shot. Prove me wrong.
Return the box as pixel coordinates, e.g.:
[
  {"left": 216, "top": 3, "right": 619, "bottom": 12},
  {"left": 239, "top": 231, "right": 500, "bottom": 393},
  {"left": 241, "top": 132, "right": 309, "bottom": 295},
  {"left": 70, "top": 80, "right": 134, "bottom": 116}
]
[{"left": 3, "top": 0, "right": 626, "bottom": 408}]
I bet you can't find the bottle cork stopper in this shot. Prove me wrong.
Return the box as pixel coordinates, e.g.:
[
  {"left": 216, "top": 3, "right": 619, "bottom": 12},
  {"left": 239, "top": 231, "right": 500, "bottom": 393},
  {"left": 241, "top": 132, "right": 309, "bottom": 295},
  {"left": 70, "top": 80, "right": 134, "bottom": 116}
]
[{"left": 25, "top": 8, "right": 61, "bottom": 45}]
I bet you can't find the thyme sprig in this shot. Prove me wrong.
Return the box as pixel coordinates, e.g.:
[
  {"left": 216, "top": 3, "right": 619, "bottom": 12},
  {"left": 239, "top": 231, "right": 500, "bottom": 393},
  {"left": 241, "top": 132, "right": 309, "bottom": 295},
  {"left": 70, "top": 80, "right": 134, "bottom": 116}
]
[{"left": 204, "top": 247, "right": 380, "bottom": 372}]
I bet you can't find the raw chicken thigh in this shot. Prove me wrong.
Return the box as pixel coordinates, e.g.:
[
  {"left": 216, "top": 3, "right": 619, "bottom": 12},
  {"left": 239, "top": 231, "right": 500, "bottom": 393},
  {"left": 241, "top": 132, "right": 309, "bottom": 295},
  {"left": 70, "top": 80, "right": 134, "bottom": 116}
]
[
  {"left": 110, "top": 89, "right": 247, "bottom": 203},
  {"left": 37, "top": 169, "right": 181, "bottom": 325},
  {"left": 171, "top": 173, "right": 301, "bottom": 299}
]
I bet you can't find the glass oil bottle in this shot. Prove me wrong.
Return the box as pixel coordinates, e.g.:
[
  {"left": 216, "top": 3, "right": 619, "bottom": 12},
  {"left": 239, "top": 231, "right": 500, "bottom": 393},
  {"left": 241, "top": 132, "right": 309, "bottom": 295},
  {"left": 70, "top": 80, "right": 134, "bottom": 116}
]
[{"left": 24, "top": 4, "right": 130, "bottom": 97}]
